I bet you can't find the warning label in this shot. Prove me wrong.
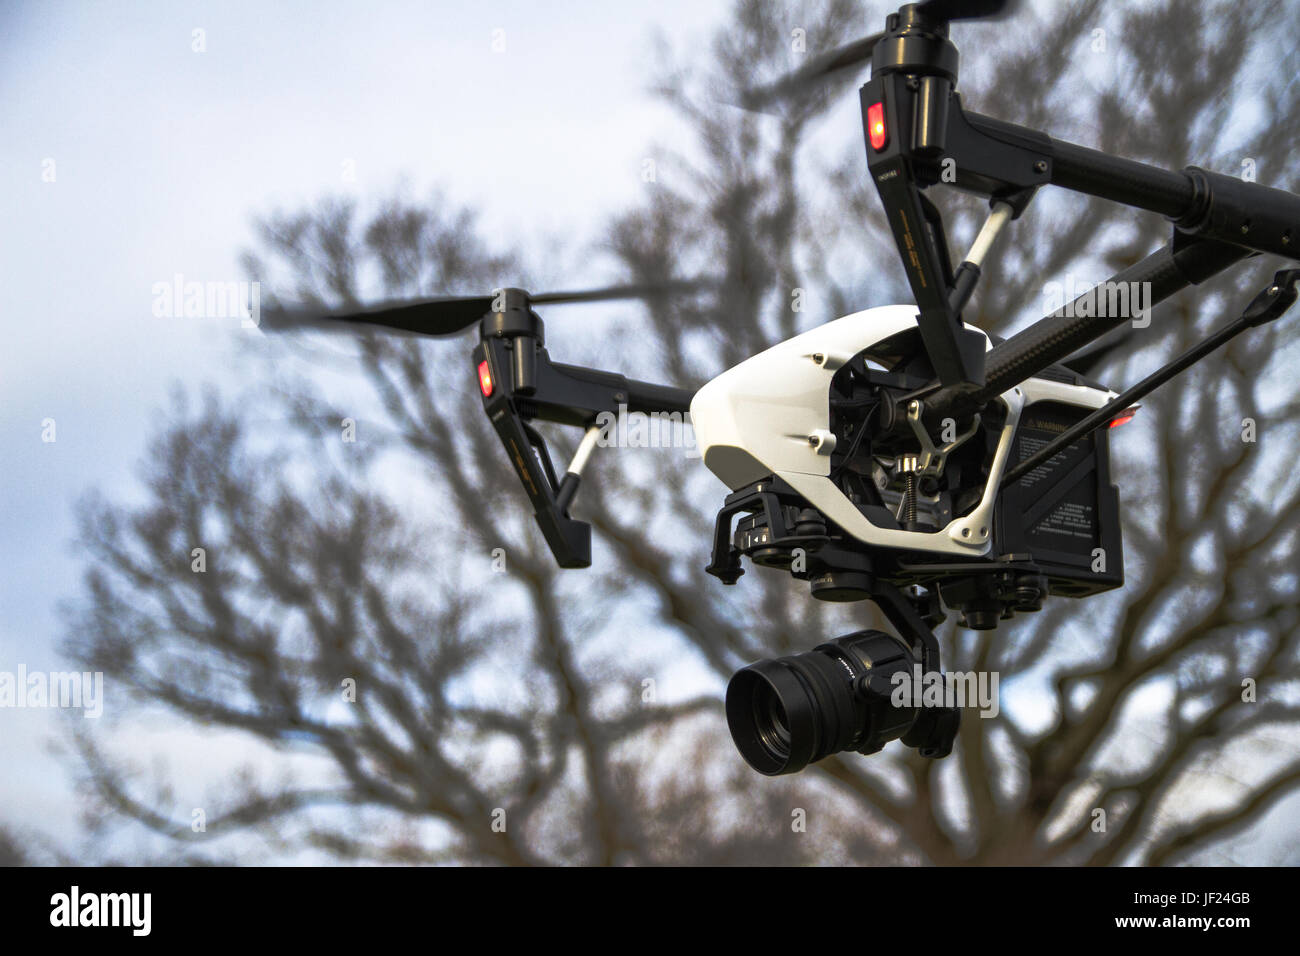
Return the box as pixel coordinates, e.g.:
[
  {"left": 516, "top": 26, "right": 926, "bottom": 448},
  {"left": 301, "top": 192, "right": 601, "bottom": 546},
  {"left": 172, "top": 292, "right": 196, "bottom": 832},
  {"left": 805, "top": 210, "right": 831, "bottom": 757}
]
[
  {"left": 1037, "top": 500, "right": 1094, "bottom": 539},
  {"left": 1013, "top": 405, "right": 1099, "bottom": 551},
  {"left": 1015, "top": 434, "right": 1070, "bottom": 490}
]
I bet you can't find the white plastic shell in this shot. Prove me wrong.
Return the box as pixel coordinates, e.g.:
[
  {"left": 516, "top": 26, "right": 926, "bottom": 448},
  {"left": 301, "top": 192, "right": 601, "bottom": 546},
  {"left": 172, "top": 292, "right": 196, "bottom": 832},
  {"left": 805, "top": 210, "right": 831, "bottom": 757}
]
[{"left": 689, "top": 306, "right": 1115, "bottom": 558}]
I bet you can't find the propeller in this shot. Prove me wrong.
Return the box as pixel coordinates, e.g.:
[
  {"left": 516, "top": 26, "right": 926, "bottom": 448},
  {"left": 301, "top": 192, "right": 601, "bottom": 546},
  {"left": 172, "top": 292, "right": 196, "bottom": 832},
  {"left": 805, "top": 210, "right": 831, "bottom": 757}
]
[
  {"left": 740, "top": 32, "right": 885, "bottom": 111},
  {"left": 913, "top": 0, "right": 1019, "bottom": 21},
  {"left": 260, "top": 278, "right": 711, "bottom": 338},
  {"left": 737, "top": 0, "right": 1019, "bottom": 111}
]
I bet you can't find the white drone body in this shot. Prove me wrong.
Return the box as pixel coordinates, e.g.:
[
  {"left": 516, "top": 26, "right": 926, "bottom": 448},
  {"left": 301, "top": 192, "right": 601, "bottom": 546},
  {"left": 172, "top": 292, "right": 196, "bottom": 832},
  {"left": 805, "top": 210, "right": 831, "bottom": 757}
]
[{"left": 689, "top": 305, "right": 1117, "bottom": 559}]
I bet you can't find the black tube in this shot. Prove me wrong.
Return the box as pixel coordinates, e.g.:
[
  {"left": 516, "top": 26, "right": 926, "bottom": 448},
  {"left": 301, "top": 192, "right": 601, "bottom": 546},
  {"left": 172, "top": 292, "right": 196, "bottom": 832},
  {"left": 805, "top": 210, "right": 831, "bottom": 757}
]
[
  {"left": 949, "top": 261, "right": 981, "bottom": 314},
  {"left": 1002, "top": 271, "right": 1299, "bottom": 487},
  {"left": 928, "top": 237, "right": 1251, "bottom": 416},
  {"left": 968, "top": 113, "right": 1300, "bottom": 260},
  {"left": 621, "top": 378, "right": 696, "bottom": 416},
  {"left": 512, "top": 338, "right": 537, "bottom": 395},
  {"left": 968, "top": 113, "right": 1195, "bottom": 217},
  {"left": 1178, "top": 166, "right": 1300, "bottom": 261},
  {"left": 549, "top": 362, "right": 695, "bottom": 415},
  {"left": 1048, "top": 137, "right": 1195, "bottom": 218},
  {"left": 555, "top": 472, "right": 580, "bottom": 514}
]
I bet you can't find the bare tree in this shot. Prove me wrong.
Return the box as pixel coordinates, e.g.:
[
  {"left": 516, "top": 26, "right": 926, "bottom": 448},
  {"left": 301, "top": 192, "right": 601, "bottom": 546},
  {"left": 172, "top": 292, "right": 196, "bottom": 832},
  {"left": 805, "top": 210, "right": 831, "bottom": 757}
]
[
  {"left": 64, "top": 186, "right": 855, "bottom": 865},
  {"left": 0, "top": 826, "right": 29, "bottom": 867},
  {"left": 65, "top": 0, "right": 1300, "bottom": 864}
]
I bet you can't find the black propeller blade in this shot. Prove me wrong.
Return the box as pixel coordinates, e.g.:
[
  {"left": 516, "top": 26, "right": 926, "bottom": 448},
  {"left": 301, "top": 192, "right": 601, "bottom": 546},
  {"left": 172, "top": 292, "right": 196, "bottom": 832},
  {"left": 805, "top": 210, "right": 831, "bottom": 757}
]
[
  {"left": 261, "top": 295, "right": 496, "bottom": 336},
  {"left": 737, "top": 0, "right": 1019, "bottom": 111},
  {"left": 740, "top": 32, "right": 884, "bottom": 111},
  {"left": 531, "top": 278, "right": 712, "bottom": 305},
  {"left": 261, "top": 278, "right": 712, "bottom": 338},
  {"left": 915, "top": 0, "right": 1020, "bottom": 22}
]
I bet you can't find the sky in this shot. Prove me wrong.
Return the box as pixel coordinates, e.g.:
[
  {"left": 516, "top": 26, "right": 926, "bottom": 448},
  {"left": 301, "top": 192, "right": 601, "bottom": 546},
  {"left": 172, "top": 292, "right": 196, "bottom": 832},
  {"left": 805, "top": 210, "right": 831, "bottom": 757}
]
[{"left": 0, "top": 0, "right": 740, "bottom": 852}]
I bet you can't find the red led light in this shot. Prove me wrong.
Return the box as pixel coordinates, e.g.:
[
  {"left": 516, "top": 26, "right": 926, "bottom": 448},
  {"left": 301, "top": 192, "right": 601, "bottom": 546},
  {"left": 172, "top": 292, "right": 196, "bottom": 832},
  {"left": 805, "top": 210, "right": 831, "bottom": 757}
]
[
  {"left": 478, "top": 359, "right": 493, "bottom": 397},
  {"left": 1109, "top": 406, "right": 1139, "bottom": 428},
  {"left": 867, "top": 101, "right": 887, "bottom": 151}
]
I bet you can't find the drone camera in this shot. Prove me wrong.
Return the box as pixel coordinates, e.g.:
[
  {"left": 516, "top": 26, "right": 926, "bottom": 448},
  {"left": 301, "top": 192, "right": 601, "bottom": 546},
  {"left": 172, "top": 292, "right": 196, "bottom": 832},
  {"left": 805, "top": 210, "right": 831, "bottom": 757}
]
[{"left": 726, "top": 629, "right": 960, "bottom": 775}]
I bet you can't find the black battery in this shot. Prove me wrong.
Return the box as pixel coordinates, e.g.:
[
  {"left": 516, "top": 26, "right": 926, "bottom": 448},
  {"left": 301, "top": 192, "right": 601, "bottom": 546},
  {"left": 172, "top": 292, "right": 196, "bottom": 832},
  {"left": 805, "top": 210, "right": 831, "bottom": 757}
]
[{"left": 995, "top": 399, "right": 1124, "bottom": 596}]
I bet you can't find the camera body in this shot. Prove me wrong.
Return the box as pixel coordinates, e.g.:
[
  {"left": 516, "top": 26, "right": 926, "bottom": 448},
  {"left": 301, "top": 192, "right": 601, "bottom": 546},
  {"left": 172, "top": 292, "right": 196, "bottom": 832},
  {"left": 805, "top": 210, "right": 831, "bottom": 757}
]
[{"left": 692, "top": 305, "right": 1125, "bottom": 622}]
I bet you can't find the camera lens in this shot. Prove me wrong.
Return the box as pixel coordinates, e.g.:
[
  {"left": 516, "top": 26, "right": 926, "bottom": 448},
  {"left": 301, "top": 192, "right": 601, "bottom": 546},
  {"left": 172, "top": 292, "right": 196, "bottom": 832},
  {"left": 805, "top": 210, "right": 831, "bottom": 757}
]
[
  {"left": 726, "top": 660, "right": 821, "bottom": 774},
  {"left": 752, "top": 682, "right": 791, "bottom": 758},
  {"left": 726, "top": 630, "right": 959, "bottom": 775}
]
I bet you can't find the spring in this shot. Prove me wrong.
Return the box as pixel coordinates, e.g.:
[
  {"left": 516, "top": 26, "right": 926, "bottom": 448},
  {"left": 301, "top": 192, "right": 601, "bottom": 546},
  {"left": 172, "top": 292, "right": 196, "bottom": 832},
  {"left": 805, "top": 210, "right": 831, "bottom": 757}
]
[{"left": 903, "top": 473, "right": 918, "bottom": 527}]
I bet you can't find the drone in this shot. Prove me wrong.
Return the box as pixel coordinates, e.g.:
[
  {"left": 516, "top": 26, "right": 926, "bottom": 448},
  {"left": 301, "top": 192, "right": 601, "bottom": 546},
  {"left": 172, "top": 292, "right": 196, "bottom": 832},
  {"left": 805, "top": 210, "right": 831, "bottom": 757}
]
[{"left": 268, "top": 0, "right": 1300, "bottom": 776}]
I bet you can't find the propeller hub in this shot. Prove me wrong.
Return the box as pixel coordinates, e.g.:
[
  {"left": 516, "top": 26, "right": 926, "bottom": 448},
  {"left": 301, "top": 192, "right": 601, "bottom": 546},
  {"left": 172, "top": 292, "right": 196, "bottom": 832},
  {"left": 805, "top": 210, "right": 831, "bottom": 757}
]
[
  {"left": 482, "top": 288, "right": 543, "bottom": 341},
  {"left": 872, "top": 4, "right": 959, "bottom": 81}
]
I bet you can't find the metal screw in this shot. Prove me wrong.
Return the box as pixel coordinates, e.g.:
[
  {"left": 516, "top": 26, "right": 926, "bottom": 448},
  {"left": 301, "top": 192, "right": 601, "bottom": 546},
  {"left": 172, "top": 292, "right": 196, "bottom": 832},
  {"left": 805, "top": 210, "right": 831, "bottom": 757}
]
[{"left": 1033, "top": 160, "right": 1047, "bottom": 173}]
